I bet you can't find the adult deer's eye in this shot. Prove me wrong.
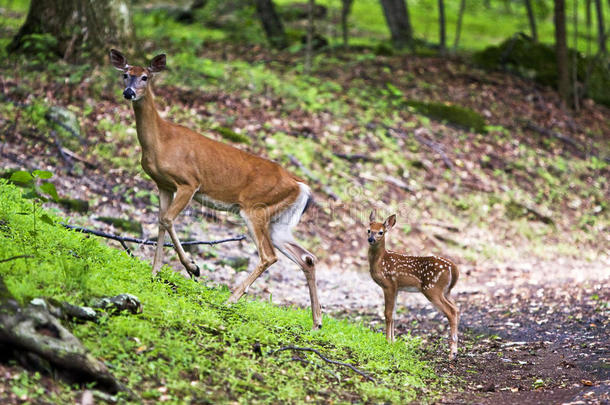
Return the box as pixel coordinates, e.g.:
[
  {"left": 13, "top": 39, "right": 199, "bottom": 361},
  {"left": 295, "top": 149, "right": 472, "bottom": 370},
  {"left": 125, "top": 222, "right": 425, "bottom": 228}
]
[{"left": 141, "top": 76, "right": 148, "bottom": 81}]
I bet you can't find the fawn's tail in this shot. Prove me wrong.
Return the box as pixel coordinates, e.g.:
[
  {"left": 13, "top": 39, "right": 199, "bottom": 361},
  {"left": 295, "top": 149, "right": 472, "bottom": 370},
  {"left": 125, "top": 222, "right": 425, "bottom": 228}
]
[{"left": 446, "top": 263, "right": 459, "bottom": 297}]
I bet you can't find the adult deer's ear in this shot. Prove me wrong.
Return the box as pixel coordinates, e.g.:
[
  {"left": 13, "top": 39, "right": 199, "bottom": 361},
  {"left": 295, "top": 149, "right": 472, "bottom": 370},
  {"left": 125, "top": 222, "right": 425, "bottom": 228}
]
[
  {"left": 109, "top": 49, "right": 128, "bottom": 71},
  {"left": 384, "top": 214, "right": 396, "bottom": 231},
  {"left": 149, "top": 54, "right": 166, "bottom": 73},
  {"left": 369, "top": 210, "right": 377, "bottom": 222}
]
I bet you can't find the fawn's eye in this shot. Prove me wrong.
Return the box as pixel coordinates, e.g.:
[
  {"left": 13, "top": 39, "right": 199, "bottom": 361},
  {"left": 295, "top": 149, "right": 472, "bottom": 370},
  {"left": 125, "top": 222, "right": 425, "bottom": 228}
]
[
  {"left": 141, "top": 76, "right": 148, "bottom": 81},
  {"left": 367, "top": 230, "right": 370, "bottom": 234},
  {"left": 378, "top": 231, "right": 383, "bottom": 235},
  {"left": 123, "top": 73, "right": 128, "bottom": 79}
]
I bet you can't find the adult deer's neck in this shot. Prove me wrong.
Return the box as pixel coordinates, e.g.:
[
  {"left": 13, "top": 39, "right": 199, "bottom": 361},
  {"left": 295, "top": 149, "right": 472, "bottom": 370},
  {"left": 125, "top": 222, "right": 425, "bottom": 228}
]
[
  {"left": 132, "top": 86, "right": 162, "bottom": 151},
  {"left": 368, "top": 239, "right": 386, "bottom": 267}
]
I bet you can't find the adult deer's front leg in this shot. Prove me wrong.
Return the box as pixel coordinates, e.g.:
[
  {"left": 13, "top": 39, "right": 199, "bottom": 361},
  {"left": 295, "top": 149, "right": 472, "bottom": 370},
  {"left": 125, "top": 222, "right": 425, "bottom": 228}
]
[
  {"left": 152, "top": 189, "right": 172, "bottom": 276},
  {"left": 159, "top": 186, "right": 200, "bottom": 277}
]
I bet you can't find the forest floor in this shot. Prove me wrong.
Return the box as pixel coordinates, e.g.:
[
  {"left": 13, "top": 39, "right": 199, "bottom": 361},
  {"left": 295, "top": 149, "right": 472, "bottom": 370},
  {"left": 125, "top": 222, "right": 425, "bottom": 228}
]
[{"left": 1, "top": 18, "right": 609, "bottom": 402}]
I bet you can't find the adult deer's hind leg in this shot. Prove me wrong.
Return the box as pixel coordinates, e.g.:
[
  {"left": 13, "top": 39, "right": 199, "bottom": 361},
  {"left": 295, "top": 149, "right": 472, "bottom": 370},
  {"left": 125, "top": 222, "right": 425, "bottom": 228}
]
[
  {"left": 228, "top": 209, "right": 277, "bottom": 304},
  {"left": 275, "top": 239, "right": 322, "bottom": 329}
]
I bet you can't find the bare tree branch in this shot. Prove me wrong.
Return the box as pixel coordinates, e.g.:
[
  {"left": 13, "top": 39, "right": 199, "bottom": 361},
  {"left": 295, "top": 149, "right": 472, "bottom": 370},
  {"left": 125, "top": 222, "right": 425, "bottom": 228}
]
[
  {"left": 269, "top": 346, "right": 376, "bottom": 383},
  {"left": 0, "top": 255, "right": 34, "bottom": 264},
  {"left": 62, "top": 224, "right": 246, "bottom": 255}
]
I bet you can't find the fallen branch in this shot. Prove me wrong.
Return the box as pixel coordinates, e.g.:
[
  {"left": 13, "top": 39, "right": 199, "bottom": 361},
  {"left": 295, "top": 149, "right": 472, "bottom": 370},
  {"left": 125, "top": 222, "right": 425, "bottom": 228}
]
[
  {"left": 62, "top": 224, "right": 246, "bottom": 256},
  {"left": 413, "top": 134, "right": 454, "bottom": 170},
  {"left": 269, "top": 346, "right": 376, "bottom": 383},
  {"left": 523, "top": 121, "right": 586, "bottom": 158},
  {"left": 0, "top": 255, "right": 34, "bottom": 264},
  {"left": 0, "top": 275, "right": 135, "bottom": 398},
  {"left": 333, "top": 152, "right": 381, "bottom": 163}
]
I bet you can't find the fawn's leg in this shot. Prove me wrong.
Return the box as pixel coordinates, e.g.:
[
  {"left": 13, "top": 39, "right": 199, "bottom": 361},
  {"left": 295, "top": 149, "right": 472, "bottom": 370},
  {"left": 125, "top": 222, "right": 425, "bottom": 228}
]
[
  {"left": 424, "top": 289, "right": 459, "bottom": 360},
  {"left": 383, "top": 287, "right": 397, "bottom": 343}
]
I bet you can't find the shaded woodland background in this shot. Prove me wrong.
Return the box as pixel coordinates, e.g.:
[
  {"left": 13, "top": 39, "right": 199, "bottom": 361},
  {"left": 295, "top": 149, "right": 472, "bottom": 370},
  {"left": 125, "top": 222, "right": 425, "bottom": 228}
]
[{"left": 0, "top": 0, "right": 608, "bottom": 403}]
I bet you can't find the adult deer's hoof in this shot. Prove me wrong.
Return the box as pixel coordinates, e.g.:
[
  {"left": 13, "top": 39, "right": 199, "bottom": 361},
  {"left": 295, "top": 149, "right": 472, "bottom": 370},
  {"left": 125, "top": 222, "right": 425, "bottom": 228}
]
[{"left": 189, "top": 262, "right": 200, "bottom": 278}]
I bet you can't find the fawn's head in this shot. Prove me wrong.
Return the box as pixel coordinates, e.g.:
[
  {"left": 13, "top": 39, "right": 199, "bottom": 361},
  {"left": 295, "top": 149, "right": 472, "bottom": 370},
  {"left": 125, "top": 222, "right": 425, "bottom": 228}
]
[
  {"left": 109, "top": 49, "right": 166, "bottom": 101},
  {"left": 367, "top": 211, "right": 396, "bottom": 246}
]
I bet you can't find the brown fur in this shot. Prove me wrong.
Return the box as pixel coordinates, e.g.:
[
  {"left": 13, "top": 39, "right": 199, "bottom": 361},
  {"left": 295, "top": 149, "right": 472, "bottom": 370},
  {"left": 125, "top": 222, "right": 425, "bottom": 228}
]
[
  {"left": 367, "top": 212, "right": 460, "bottom": 360},
  {"left": 109, "top": 49, "right": 322, "bottom": 329}
]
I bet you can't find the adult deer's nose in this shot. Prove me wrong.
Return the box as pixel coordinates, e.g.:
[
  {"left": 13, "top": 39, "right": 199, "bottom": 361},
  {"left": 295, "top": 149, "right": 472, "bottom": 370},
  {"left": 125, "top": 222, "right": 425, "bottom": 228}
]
[{"left": 123, "top": 88, "right": 136, "bottom": 100}]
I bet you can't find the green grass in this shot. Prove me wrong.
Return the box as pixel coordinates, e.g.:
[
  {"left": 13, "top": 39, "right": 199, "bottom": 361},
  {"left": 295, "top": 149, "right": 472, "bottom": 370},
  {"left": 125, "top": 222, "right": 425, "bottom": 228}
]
[
  {"left": 0, "top": 181, "right": 438, "bottom": 403},
  {"left": 276, "top": 0, "right": 604, "bottom": 54}
]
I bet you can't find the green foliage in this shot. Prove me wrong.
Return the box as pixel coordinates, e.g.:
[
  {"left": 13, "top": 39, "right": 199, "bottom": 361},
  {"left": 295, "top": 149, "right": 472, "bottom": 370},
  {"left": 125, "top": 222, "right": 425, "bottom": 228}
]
[
  {"left": 18, "top": 33, "right": 59, "bottom": 63},
  {"left": 0, "top": 181, "right": 438, "bottom": 403},
  {"left": 405, "top": 100, "right": 487, "bottom": 133},
  {"left": 473, "top": 34, "right": 610, "bottom": 107},
  {"left": 214, "top": 126, "right": 251, "bottom": 144},
  {"left": 96, "top": 216, "right": 143, "bottom": 235}
]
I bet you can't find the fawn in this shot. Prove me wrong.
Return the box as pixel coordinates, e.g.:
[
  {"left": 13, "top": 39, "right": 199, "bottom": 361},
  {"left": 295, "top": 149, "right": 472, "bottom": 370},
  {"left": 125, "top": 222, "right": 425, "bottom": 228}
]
[{"left": 367, "top": 211, "right": 460, "bottom": 360}]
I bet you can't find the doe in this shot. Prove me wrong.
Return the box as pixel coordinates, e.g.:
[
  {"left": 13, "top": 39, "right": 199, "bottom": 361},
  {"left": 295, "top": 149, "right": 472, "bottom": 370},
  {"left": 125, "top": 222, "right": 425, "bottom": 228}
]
[
  {"left": 109, "top": 49, "right": 322, "bottom": 329},
  {"left": 367, "top": 211, "right": 460, "bottom": 360}
]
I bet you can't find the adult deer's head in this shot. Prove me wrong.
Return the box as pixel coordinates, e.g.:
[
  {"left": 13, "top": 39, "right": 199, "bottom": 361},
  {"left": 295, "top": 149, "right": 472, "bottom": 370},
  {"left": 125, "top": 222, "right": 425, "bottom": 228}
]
[{"left": 109, "top": 49, "right": 166, "bottom": 101}]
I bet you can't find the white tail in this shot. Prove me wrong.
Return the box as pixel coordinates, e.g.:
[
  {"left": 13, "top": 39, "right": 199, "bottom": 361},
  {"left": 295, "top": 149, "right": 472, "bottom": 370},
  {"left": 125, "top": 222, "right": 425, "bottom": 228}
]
[
  {"left": 109, "top": 49, "right": 322, "bottom": 329},
  {"left": 367, "top": 211, "right": 460, "bottom": 360}
]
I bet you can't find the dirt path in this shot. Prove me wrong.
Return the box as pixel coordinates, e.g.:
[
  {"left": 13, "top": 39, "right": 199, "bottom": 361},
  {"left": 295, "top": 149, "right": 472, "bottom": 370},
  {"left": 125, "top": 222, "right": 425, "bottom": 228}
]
[{"left": 201, "top": 247, "right": 610, "bottom": 404}]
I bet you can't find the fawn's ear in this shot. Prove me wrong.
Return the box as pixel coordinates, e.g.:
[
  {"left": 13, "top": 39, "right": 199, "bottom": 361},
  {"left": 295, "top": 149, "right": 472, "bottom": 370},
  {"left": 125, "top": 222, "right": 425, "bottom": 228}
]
[
  {"left": 149, "top": 53, "right": 166, "bottom": 73},
  {"left": 109, "top": 49, "right": 128, "bottom": 71},
  {"left": 369, "top": 210, "right": 377, "bottom": 222},
  {"left": 384, "top": 214, "right": 396, "bottom": 231}
]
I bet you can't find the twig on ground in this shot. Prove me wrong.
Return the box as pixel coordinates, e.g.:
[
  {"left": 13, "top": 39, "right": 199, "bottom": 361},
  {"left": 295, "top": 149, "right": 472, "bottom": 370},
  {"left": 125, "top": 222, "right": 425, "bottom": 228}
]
[
  {"left": 287, "top": 355, "right": 340, "bottom": 381},
  {"left": 333, "top": 152, "right": 381, "bottom": 163},
  {"left": 0, "top": 255, "right": 34, "bottom": 264},
  {"left": 523, "top": 121, "right": 586, "bottom": 158},
  {"left": 413, "top": 134, "right": 454, "bottom": 170},
  {"left": 269, "top": 346, "right": 376, "bottom": 383},
  {"left": 61, "top": 224, "right": 246, "bottom": 255}
]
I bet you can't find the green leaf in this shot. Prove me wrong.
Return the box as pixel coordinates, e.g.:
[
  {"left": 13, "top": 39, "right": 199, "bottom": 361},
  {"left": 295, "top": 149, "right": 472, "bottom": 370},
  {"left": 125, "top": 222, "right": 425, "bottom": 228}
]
[
  {"left": 10, "top": 170, "right": 33, "bottom": 184},
  {"left": 33, "top": 169, "right": 53, "bottom": 179},
  {"left": 23, "top": 191, "right": 38, "bottom": 200},
  {"left": 40, "top": 213, "right": 54, "bottom": 225},
  {"left": 39, "top": 182, "right": 59, "bottom": 201}
]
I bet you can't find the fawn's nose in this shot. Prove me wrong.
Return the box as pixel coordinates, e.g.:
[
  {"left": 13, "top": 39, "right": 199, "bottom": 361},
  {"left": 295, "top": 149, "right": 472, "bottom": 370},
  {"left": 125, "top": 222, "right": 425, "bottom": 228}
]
[
  {"left": 368, "top": 237, "right": 375, "bottom": 244},
  {"left": 123, "top": 88, "right": 136, "bottom": 100}
]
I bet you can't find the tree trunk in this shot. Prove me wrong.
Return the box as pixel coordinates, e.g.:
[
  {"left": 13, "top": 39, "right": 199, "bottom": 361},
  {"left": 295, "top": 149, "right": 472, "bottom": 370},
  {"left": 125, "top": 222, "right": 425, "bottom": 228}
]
[
  {"left": 525, "top": 0, "right": 538, "bottom": 42},
  {"left": 572, "top": 0, "right": 580, "bottom": 110},
  {"left": 554, "top": 0, "right": 570, "bottom": 103},
  {"left": 7, "top": 0, "right": 132, "bottom": 62},
  {"left": 305, "top": 0, "right": 314, "bottom": 74},
  {"left": 0, "top": 275, "right": 133, "bottom": 396},
  {"left": 255, "top": 0, "right": 288, "bottom": 49},
  {"left": 438, "top": 0, "right": 446, "bottom": 52},
  {"left": 341, "top": 0, "right": 354, "bottom": 48},
  {"left": 379, "top": 0, "right": 413, "bottom": 49},
  {"left": 454, "top": 0, "right": 466, "bottom": 50},
  {"left": 594, "top": 0, "right": 607, "bottom": 54}
]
